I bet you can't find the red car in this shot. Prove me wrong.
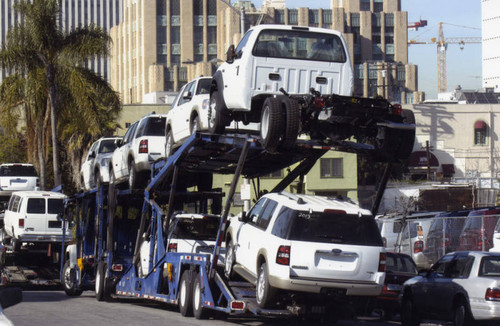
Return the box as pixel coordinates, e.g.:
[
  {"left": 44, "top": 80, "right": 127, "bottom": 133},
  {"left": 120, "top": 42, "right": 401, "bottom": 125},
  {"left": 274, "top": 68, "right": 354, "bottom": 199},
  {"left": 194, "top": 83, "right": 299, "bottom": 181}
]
[
  {"left": 457, "top": 207, "right": 500, "bottom": 252},
  {"left": 374, "top": 252, "right": 418, "bottom": 320}
]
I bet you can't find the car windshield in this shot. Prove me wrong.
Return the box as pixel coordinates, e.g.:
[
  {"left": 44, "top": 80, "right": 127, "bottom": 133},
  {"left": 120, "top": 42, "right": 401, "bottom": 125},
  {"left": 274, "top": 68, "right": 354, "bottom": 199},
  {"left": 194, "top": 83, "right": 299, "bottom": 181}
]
[
  {"left": 252, "top": 29, "right": 346, "bottom": 62},
  {"left": 170, "top": 216, "right": 219, "bottom": 241},
  {"left": 479, "top": 256, "right": 500, "bottom": 276},
  {"left": 287, "top": 211, "right": 383, "bottom": 246},
  {"left": 99, "top": 140, "right": 118, "bottom": 154},
  {"left": 196, "top": 79, "right": 211, "bottom": 95},
  {"left": 0, "top": 165, "right": 38, "bottom": 177},
  {"left": 143, "top": 117, "right": 166, "bottom": 136},
  {"left": 386, "top": 254, "right": 418, "bottom": 274}
]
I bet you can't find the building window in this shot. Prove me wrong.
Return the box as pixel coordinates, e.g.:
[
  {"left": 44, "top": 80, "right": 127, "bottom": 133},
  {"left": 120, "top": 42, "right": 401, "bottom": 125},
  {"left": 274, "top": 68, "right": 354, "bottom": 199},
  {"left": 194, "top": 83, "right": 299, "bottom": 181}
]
[
  {"left": 288, "top": 9, "right": 298, "bottom": 25},
  {"left": 397, "top": 66, "right": 406, "bottom": 81},
  {"left": 385, "top": 13, "right": 394, "bottom": 27},
  {"left": 474, "top": 120, "right": 488, "bottom": 145},
  {"left": 320, "top": 158, "right": 343, "bottom": 178},
  {"left": 351, "top": 13, "right": 360, "bottom": 27},
  {"left": 360, "top": 0, "right": 370, "bottom": 11},
  {"left": 354, "top": 64, "right": 364, "bottom": 79},
  {"left": 275, "top": 9, "right": 285, "bottom": 24},
  {"left": 323, "top": 10, "right": 332, "bottom": 25},
  {"left": 194, "top": 15, "right": 204, "bottom": 26},
  {"left": 309, "top": 10, "right": 319, "bottom": 27}
]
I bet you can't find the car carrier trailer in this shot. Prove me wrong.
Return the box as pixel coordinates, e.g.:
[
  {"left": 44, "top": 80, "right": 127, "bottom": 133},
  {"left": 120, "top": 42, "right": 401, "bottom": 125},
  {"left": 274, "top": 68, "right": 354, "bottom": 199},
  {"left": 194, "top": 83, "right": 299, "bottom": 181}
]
[{"left": 61, "top": 131, "right": 406, "bottom": 319}]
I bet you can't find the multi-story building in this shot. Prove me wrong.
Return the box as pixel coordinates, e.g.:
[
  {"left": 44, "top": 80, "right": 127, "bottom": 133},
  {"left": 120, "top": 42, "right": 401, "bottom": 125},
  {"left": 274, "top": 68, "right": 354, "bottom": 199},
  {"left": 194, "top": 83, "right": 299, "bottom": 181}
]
[
  {"left": 111, "top": 0, "right": 420, "bottom": 104},
  {"left": 482, "top": 0, "right": 500, "bottom": 92},
  {"left": 0, "top": 0, "right": 122, "bottom": 83}
]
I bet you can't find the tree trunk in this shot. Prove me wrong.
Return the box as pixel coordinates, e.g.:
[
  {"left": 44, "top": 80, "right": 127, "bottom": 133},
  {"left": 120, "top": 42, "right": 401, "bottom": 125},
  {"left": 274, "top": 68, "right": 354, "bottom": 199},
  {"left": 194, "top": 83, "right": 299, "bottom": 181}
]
[{"left": 47, "top": 64, "right": 61, "bottom": 187}]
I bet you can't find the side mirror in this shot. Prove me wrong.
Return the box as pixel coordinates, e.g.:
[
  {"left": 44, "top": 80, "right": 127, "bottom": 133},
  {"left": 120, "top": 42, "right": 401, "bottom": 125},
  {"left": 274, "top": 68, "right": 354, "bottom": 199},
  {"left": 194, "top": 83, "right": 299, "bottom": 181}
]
[
  {"left": 226, "top": 44, "right": 236, "bottom": 63},
  {"left": 114, "top": 138, "right": 123, "bottom": 147},
  {"left": 238, "top": 211, "right": 247, "bottom": 222},
  {"left": 0, "top": 287, "right": 22, "bottom": 309},
  {"left": 182, "top": 91, "right": 192, "bottom": 100},
  {"left": 88, "top": 150, "right": 96, "bottom": 159}
]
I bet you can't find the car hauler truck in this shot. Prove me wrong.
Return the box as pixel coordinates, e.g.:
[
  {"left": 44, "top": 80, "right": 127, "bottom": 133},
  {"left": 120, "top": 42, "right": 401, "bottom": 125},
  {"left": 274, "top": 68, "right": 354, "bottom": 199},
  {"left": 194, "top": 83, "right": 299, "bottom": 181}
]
[{"left": 61, "top": 130, "right": 411, "bottom": 320}]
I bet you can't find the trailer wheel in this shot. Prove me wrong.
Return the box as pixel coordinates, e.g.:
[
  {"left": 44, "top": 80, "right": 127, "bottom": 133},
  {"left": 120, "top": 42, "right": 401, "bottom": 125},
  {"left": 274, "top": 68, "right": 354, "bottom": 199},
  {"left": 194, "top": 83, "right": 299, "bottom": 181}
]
[
  {"left": 95, "top": 261, "right": 111, "bottom": 301},
  {"left": 256, "top": 262, "right": 276, "bottom": 308},
  {"left": 178, "top": 270, "right": 193, "bottom": 317},
  {"left": 208, "top": 91, "right": 227, "bottom": 134},
  {"left": 279, "top": 97, "right": 300, "bottom": 150},
  {"left": 192, "top": 272, "right": 209, "bottom": 319},
  {"left": 63, "top": 261, "right": 83, "bottom": 296},
  {"left": 260, "top": 97, "right": 283, "bottom": 152}
]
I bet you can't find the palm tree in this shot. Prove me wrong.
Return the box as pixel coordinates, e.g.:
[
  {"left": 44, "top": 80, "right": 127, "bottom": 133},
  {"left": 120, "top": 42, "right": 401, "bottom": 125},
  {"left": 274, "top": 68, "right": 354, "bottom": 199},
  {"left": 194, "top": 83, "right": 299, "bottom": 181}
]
[{"left": 0, "top": 0, "right": 120, "bottom": 188}]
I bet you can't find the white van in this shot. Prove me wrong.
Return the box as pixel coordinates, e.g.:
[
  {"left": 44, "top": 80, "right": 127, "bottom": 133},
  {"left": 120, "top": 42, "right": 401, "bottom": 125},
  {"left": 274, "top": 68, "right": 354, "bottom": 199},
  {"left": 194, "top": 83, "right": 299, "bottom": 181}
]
[{"left": 3, "top": 191, "right": 71, "bottom": 251}]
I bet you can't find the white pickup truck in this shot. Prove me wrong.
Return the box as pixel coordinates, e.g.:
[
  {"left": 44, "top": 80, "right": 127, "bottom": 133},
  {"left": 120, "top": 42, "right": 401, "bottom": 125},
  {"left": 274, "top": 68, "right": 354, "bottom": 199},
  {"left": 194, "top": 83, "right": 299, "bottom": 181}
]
[{"left": 209, "top": 24, "right": 415, "bottom": 161}]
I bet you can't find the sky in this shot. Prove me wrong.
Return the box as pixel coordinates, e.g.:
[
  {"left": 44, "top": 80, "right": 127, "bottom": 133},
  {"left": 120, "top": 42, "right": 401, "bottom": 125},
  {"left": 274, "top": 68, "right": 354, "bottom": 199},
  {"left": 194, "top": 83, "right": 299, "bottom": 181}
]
[{"left": 248, "top": 0, "right": 483, "bottom": 99}]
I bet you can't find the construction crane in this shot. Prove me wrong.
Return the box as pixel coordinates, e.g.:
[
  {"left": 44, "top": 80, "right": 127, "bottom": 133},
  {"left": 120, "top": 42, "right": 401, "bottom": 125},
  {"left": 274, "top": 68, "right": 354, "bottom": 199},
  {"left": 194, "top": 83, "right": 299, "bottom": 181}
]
[{"left": 409, "top": 22, "right": 481, "bottom": 94}]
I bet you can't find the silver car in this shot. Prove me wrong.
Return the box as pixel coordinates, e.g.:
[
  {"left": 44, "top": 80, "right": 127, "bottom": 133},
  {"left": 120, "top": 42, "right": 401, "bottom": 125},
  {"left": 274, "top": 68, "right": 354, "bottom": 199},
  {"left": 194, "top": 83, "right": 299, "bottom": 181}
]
[
  {"left": 80, "top": 137, "right": 121, "bottom": 191},
  {"left": 400, "top": 251, "right": 500, "bottom": 325}
]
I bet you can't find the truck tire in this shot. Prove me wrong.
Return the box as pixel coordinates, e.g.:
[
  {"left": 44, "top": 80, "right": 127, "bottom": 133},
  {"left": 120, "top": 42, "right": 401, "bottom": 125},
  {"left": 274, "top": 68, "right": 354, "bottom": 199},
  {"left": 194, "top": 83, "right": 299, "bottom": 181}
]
[
  {"left": 166, "top": 128, "right": 174, "bottom": 157},
  {"left": 401, "top": 296, "right": 421, "bottom": 326},
  {"left": 95, "top": 261, "right": 111, "bottom": 301},
  {"left": 190, "top": 115, "right": 201, "bottom": 135},
  {"left": 178, "top": 270, "right": 193, "bottom": 317},
  {"left": 260, "top": 97, "right": 283, "bottom": 152},
  {"left": 279, "top": 97, "right": 300, "bottom": 150},
  {"left": 224, "top": 240, "right": 236, "bottom": 280},
  {"left": 256, "top": 262, "right": 277, "bottom": 308},
  {"left": 192, "top": 272, "right": 209, "bottom": 319},
  {"left": 208, "top": 91, "right": 227, "bottom": 134},
  {"left": 63, "top": 261, "right": 83, "bottom": 296}
]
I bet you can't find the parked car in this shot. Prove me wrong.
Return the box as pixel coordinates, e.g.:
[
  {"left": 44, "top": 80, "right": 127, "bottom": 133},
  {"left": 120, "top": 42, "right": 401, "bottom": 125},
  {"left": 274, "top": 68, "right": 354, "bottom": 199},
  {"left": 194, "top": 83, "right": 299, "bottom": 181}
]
[
  {"left": 400, "top": 251, "right": 500, "bottom": 326},
  {"left": 490, "top": 218, "right": 500, "bottom": 253},
  {"left": 374, "top": 252, "right": 418, "bottom": 320},
  {"left": 80, "top": 136, "right": 121, "bottom": 191},
  {"left": 396, "top": 212, "right": 438, "bottom": 271},
  {"left": 224, "top": 191, "right": 386, "bottom": 311},
  {"left": 0, "top": 163, "right": 39, "bottom": 202},
  {"left": 377, "top": 215, "right": 401, "bottom": 252},
  {"left": 2, "top": 191, "right": 70, "bottom": 252},
  {"left": 457, "top": 207, "right": 500, "bottom": 252},
  {"left": 109, "top": 112, "right": 167, "bottom": 190},
  {"left": 424, "top": 210, "right": 469, "bottom": 265},
  {"left": 166, "top": 76, "right": 259, "bottom": 155}
]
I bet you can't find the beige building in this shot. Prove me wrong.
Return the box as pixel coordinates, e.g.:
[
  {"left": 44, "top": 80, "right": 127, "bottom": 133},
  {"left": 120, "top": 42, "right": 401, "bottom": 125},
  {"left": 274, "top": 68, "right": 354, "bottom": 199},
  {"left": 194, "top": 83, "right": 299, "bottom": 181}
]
[{"left": 110, "top": 0, "right": 420, "bottom": 104}]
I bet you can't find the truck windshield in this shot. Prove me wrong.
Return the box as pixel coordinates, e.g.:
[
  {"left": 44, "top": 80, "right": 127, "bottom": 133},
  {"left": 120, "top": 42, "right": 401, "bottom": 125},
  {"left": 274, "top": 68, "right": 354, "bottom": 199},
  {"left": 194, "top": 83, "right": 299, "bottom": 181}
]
[{"left": 252, "top": 29, "right": 346, "bottom": 62}]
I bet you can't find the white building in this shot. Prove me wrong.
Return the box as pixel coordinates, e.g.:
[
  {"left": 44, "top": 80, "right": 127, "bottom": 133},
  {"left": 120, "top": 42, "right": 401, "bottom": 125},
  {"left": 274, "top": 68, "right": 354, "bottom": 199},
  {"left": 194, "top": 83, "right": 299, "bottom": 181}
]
[
  {"left": 482, "top": 0, "right": 500, "bottom": 91},
  {"left": 262, "top": 0, "right": 286, "bottom": 9},
  {"left": 0, "top": 0, "right": 122, "bottom": 83}
]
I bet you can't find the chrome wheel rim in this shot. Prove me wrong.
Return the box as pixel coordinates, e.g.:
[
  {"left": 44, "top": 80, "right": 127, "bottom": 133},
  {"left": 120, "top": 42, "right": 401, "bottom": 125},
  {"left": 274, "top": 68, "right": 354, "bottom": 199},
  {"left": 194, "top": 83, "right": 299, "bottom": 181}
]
[{"left": 256, "top": 269, "right": 265, "bottom": 303}]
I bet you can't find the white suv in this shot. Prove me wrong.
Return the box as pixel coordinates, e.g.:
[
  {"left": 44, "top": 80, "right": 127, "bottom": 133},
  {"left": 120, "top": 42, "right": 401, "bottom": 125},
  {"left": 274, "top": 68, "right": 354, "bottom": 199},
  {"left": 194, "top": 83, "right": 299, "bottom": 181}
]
[
  {"left": 80, "top": 136, "right": 121, "bottom": 191},
  {"left": 0, "top": 163, "right": 39, "bottom": 201},
  {"left": 224, "top": 192, "right": 386, "bottom": 308},
  {"left": 109, "top": 113, "right": 167, "bottom": 190}
]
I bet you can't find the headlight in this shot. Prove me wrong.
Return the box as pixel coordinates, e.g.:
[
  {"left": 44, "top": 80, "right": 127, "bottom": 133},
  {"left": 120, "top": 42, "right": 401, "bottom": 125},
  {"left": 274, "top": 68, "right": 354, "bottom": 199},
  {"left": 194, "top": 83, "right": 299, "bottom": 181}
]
[{"left": 202, "top": 99, "right": 209, "bottom": 110}]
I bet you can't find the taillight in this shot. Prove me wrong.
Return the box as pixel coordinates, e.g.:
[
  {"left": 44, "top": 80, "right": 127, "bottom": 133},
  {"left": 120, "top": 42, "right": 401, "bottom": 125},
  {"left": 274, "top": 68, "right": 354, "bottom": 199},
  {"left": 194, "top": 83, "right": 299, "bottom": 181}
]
[
  {"left": 112, "top": 264, "right": 123, "bottom": 272},
  {"left": 391, "top": 103, "right": 402, "bottom": 115},
  {"left": 36, "top": 178, "right": 40, "bottom": 187},
  {"left": 378, "top": 252, "right": 386, "bottom": 272},
  {"left": 230, "top": 300, "right": 245, "bottom": 310},
  {"left": 486, "top": 288, "right": 500, "bottom": 301},
  {"left": 18, "top": 219, "right": 24, "bottom": 228},
  {"left": 168, "top": 243, "right": 177, "bottom": 252},
  {"left": 276, "top": 245, "right": 290, "bottom": 265},
  {"left": 314, "top": 96, "right": 325, "bottom": 109},
  {"left": 414, "top": 240, "right": 424, "bottom": 253},
  {"left": 139, "top": 139, "right": 148, "bottom": 153}
]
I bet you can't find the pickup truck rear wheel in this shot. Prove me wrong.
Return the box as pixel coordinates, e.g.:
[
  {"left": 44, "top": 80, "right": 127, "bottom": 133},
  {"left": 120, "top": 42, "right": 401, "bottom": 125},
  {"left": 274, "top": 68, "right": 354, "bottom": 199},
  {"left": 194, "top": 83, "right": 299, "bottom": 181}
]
[
  {"left": 256, "top": 262, "right": 277, "bottom": 308},
  {"left": 279, "top": 97, "right": 300, "bottom": 150},
  {"left": 63, "top": 261, "right": 83, "bottom": 296},
  {"left": 208, "top": 91, "right": 227, "bottom": 134},
  {"left": 260, "top": 97, "right": 283, "bottom": 152}
]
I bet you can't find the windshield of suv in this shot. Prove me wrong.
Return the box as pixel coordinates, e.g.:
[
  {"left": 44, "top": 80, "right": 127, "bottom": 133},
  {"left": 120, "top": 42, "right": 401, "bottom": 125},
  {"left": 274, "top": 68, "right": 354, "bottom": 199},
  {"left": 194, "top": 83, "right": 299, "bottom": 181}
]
[
  {"left": 170, "top": 216, "right": 219, "bottom": 241},
  {"left": 252, "top": 29, "right": 346, "bottom": 62},
  {"left": 286, "top": 210, "right": 383, "bottom": 246},
  {"left": 0, "top": 165, "right": 38, "bottom": 177}
]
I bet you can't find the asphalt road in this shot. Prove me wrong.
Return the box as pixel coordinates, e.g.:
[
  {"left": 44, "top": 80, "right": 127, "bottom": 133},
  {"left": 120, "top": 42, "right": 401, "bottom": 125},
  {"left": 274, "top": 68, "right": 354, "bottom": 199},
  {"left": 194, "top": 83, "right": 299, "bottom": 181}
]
[{"left": 4, "top": 290, "right": 447, "bottom": 326}]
